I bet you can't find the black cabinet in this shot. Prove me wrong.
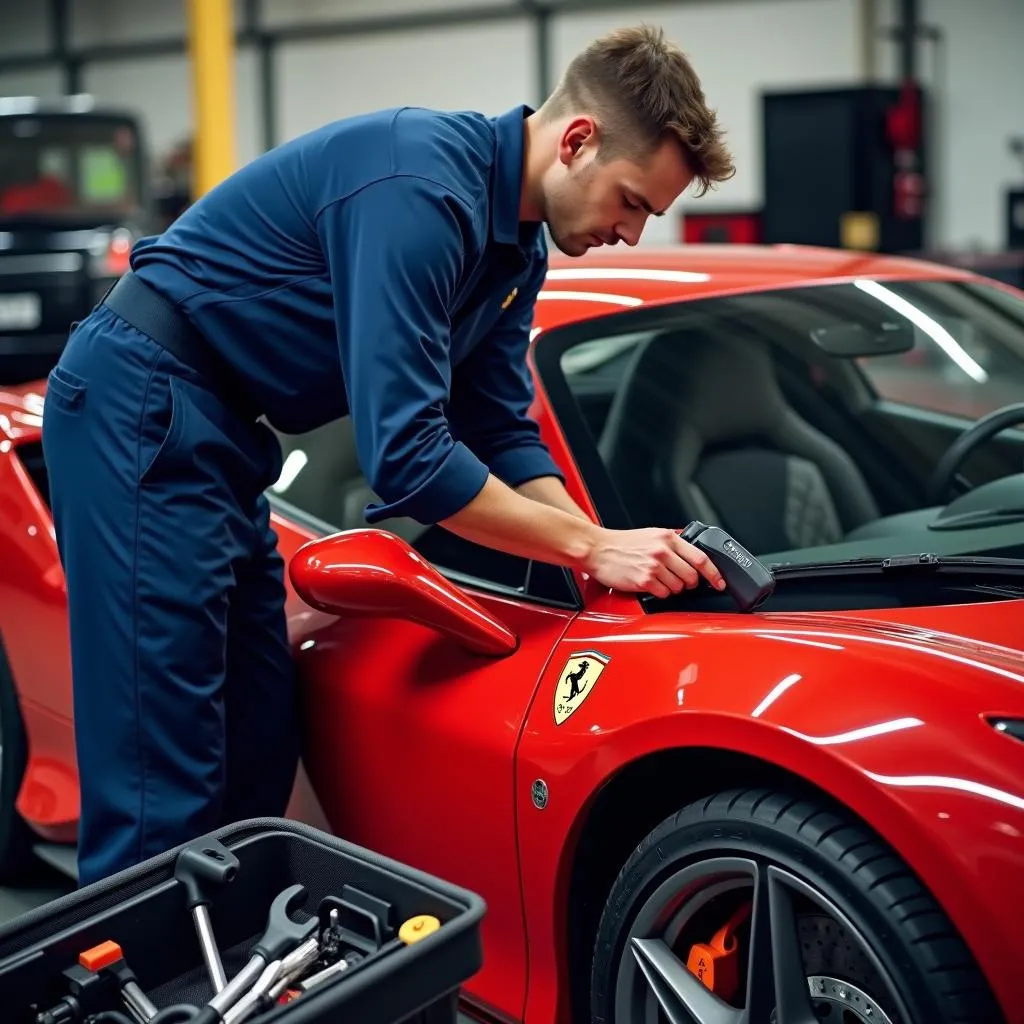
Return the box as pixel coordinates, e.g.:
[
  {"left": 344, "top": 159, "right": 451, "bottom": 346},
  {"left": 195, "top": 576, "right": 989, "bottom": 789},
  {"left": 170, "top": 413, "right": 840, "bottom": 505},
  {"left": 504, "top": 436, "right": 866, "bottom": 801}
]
[{"left": 761, "top": 85, "right": 927, "bottom": 253}]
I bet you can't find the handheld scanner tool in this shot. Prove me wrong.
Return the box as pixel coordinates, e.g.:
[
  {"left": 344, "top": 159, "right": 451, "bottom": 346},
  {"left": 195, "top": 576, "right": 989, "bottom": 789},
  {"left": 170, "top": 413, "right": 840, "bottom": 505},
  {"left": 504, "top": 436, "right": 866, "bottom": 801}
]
[{"left": 680, "top": 521, "right": 775, "bottom": 612}]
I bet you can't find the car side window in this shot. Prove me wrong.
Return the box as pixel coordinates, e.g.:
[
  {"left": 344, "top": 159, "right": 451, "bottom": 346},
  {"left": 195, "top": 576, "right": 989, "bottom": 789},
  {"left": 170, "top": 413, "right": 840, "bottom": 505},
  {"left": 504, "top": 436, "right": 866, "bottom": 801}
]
[
  {"left": 854, "top": 280, "right": 1024, "bottom": 420},
  {"left": 266, "top": 416, "right": 578, "bottom": 607}
]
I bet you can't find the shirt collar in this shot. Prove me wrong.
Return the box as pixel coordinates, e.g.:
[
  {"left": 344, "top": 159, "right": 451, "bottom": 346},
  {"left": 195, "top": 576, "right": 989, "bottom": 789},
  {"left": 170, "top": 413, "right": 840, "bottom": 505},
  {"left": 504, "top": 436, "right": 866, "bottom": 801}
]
[{"left": 491, "top": 104, "right": 533, "bottom": 247}]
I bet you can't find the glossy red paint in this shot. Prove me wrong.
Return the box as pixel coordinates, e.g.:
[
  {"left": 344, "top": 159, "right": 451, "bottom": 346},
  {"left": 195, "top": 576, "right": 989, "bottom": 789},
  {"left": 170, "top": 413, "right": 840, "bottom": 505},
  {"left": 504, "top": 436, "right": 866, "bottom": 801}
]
[
  {"left": 0, "top": 246, "right": 1022, "bottom": 1024},
  {"left": 0, "top": 396, "right": 80, "bottom": 841},
  {"left": 292, "top": 576, "right": 575, "bottom": 1019},
  {"left": 291, "top": 529, "right": 518, "bottom": 656},
  {"left": 531, "top": 244, "right": 975, "bottom": 333},
  {"left": 514, "top": 604, "right": 1024, "bottom": 1024}
]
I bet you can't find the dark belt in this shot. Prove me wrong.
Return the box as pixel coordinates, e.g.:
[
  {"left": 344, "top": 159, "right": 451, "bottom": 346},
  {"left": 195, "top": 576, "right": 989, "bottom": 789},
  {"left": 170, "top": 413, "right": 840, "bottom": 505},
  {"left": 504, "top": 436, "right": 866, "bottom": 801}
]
[{"left": 102, "top": 271, "right": 260, "bottom": 422}]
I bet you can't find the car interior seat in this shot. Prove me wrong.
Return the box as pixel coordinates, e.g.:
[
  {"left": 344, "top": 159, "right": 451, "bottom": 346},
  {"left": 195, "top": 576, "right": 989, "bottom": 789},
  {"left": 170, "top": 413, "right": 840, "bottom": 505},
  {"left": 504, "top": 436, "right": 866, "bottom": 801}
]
[
  {"left": 272, "top": 417, "right": 426, "bottom": 544},
  {"left": 596, "top": 329, "right": 882, "bottom": 555}
]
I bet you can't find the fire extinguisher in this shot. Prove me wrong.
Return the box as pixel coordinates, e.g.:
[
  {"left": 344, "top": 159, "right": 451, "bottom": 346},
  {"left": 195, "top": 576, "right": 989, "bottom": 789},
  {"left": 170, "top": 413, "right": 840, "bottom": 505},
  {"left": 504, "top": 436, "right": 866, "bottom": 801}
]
[{"left": 886, "top": 81, "right": 925, "bottom": 220}]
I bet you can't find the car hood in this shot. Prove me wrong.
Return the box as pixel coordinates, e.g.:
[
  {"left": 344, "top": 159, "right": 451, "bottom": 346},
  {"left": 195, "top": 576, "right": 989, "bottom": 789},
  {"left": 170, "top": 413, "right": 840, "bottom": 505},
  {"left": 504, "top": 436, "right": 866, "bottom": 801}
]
[{"left": 741, "top": 600, "right": 1024, "bottom": 693}]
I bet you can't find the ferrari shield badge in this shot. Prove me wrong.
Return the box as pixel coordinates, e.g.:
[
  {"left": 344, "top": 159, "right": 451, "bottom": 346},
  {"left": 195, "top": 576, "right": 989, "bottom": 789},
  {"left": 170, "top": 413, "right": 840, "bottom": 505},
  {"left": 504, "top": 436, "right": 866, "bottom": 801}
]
[
  {"left": 501, "top": 286, "right": 518, "bottom": 311},
  {"left": 554, "top": 650, "right": 610, "bottom": 726}
]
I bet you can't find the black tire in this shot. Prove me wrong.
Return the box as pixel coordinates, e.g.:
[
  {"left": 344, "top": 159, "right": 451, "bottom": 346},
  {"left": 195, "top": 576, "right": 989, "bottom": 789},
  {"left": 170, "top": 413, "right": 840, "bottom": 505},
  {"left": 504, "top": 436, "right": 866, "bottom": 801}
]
[
  {"left": 0, "top": 637, "right": 38, "bottom": 882},
  {"left": 591, "top": 788, "right": 1001, "bottom": 1024}
]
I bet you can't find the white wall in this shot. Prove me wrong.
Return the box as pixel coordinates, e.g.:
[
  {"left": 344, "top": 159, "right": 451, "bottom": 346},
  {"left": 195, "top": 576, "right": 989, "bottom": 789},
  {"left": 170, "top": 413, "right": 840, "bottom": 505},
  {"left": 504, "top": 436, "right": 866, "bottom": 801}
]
[
  {"left": 0, "top": 2, "right": 61, "bottom": 98},
  {"left": 0, "top": 3, "right": 51, "bottom": 59},
  {"left": 0, "top": 67, "right": 65, "bottom": 101},
  {"left": 552, "top": 0, "right": 866, "bottom": 245},
  {"left": 1, "top": 0, "right": 1020, "bottom": 250},
  {"left": 874, "top": 0, "right": 1024, "bottom": 252},
  {"left": 80, "top": 51, "right": 264, "bottom": 171},
  {"left": 274, "top": 19, "right": 535, "bottom": 139}
]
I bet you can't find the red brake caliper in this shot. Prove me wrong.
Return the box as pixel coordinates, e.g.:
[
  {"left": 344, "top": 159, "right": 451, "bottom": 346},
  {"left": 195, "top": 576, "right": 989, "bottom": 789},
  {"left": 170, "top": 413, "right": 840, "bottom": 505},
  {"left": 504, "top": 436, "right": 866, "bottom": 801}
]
[{"left": 685, "top": 901, "right": 753, "bottom": 1004}]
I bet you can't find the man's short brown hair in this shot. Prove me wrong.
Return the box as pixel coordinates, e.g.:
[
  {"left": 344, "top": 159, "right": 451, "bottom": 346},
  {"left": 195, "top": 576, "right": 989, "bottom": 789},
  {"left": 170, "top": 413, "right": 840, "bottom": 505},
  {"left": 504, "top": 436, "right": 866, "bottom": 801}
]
[{"left": 541, "top": 24, "right": 735, "bottom": 197}]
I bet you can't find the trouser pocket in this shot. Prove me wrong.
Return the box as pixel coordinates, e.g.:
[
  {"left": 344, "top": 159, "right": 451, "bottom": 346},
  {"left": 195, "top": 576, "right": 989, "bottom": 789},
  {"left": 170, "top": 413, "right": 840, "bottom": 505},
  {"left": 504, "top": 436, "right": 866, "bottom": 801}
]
[{"left": 44, "top": 365, "right": 89, "bottom": 414}]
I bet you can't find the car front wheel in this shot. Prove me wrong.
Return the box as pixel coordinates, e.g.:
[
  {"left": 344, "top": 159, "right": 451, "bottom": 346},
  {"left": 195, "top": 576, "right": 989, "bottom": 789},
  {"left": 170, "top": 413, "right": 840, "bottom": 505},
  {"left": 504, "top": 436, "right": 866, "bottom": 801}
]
[{"left": 591, "top": 788, "right": 1000, "bottom": 1024}]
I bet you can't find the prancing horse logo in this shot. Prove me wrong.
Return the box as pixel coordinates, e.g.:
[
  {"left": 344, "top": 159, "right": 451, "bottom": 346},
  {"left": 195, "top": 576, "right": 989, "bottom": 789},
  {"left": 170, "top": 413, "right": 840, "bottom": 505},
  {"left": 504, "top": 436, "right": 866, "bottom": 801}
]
[
  {"left": 554, "top": 650, "right": 611, "bottom": 726},
  {"left": 565, "top": 660, "right": 589, "bottom": 700}
]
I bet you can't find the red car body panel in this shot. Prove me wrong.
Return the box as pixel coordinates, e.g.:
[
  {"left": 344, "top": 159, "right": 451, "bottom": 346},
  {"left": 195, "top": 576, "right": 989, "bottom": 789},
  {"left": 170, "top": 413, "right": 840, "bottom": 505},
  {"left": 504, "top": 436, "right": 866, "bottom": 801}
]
[
  {"left": 1, "top": 245, "right": 1023, "bottom": 1022},
  {"left": 514, "top": 604, "right": 1024, "bottom": 1024}
]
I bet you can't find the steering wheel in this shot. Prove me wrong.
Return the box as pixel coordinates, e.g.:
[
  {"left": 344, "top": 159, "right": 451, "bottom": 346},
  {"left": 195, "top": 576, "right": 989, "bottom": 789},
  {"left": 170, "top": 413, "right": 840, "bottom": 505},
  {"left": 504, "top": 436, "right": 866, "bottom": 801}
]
[{"left": 926, "top": 401, "right": 1024, "bottom": 505}]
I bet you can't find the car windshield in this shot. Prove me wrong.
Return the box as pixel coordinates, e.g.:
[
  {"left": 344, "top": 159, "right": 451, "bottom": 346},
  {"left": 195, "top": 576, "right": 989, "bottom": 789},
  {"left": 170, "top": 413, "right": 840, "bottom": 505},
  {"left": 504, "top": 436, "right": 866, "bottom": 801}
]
[
  {"left": 256, "top": 274, "right": 1024, "bottom": 610},
  {"left": 546, "top": 276, "right": 1024, "bottom": 584},
  {"left": 0, "top": 113, "right": 143, "bottom": 222},
  {"left": 557, "top": 278, "right": 1024, "bottom": 425}
]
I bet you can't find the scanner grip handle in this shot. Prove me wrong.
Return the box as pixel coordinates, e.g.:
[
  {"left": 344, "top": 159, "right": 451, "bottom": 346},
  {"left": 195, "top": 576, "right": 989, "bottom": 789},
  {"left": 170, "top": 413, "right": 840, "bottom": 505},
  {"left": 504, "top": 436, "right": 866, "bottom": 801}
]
[{"left": 680, "top": 521, "right": 775, "bottom": 612}]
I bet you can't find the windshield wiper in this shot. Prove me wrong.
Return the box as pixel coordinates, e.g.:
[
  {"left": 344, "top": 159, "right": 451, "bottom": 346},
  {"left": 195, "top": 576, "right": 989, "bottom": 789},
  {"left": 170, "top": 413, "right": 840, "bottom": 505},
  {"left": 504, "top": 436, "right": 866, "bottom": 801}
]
[{"left": 768, "top": 553, "right": 1024, "bottom": 580}]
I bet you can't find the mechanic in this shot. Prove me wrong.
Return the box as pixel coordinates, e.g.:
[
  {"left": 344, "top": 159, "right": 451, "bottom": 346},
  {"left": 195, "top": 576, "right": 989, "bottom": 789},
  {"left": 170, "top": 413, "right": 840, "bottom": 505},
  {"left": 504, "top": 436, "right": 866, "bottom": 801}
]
[{"left": 42, "top": 24, "right": 736, "bottom": 887}]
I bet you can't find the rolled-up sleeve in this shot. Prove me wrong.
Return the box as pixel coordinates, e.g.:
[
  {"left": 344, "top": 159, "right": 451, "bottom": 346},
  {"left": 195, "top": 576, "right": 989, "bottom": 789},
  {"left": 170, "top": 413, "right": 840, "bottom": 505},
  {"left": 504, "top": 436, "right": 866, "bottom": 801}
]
[
  {"left": 447, "top": 253, "right": 564, "bottom": 488},
  {"left": 316, "top": 175, "right": 490, "bottom": 524}
]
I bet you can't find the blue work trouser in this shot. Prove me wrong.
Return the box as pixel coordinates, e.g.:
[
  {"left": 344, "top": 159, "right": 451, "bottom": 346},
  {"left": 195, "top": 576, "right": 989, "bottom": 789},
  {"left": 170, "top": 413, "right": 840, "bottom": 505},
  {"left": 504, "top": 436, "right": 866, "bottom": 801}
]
[{"left": 42, "top": 304, "right": 300, "bottom": 887}]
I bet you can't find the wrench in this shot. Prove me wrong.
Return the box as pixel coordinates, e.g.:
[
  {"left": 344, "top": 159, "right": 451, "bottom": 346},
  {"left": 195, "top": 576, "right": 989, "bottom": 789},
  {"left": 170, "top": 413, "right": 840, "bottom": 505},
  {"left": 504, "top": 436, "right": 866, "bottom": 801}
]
[
  {"left": 189, "top": 884, "right": 317, "bottom": 1024},
  {"left": 224, "top": 936, "right": 322, "bottom": 1023}
]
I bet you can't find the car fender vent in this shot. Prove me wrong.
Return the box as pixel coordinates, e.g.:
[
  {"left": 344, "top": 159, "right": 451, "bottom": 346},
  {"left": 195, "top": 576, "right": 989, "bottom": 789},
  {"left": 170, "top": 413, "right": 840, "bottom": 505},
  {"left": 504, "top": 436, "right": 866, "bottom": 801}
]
[{"left": 987, "top": 717, "right": 1024, "bottom": 743}]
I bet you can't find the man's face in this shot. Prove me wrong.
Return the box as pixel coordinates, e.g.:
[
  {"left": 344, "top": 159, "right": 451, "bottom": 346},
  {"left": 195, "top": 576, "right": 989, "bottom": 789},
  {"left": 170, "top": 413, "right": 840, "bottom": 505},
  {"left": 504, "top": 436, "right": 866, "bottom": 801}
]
[{"left": 541, "top": 117, "right": 695, "bottom": 257}]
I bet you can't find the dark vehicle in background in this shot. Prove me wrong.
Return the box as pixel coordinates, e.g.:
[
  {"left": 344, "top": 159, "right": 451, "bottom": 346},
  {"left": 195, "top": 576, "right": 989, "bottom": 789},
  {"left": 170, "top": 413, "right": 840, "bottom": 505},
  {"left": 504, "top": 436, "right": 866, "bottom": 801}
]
[{"left": 0, "top": 96, "right": 154, "bottom": 384}]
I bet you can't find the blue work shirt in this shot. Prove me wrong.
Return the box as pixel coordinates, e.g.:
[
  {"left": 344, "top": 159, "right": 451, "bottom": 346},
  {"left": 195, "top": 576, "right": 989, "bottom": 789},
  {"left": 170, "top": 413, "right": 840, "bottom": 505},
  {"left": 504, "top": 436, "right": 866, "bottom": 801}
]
[{"left": 130, "top": 104, "right": 563, "bottom": 526}]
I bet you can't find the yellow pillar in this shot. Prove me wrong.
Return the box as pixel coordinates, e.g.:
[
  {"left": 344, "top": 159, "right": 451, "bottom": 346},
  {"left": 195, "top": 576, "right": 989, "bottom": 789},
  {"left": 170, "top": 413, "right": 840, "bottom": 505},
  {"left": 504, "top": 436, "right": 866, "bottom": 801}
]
[{"left": 187, "top": 0, "right": 236, "bottom": 199}]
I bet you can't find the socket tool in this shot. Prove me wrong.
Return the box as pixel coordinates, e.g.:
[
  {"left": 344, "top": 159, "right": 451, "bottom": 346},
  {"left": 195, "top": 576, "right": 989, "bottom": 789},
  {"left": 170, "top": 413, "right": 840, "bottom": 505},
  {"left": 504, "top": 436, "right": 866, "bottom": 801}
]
[
  {"left": 74, "top": 941, "right": 158, "bottom": 1024},
  {"left": 292, "top": 951, "right": 363, "bottom": 996},
  {"left": 278, "top": 913, "right": 434, "bottom": 999},
  {"left": 220, "top": 959, "right": 281, "bottom": 1024},
  {"left": 222, "top": 936, "right": 321, "bottom": 1023},
  {"left": 679, "top": 521, "right": 775, "bottom": 611},
  {"left": 191, "top": 884, "right": 317, "bottom": 1024},
  {"left": 34, "top": 960, "right": 117, "bottom": 1024},
  {"left": 174, "top": 839, "right": 239, "bottom": 995}
]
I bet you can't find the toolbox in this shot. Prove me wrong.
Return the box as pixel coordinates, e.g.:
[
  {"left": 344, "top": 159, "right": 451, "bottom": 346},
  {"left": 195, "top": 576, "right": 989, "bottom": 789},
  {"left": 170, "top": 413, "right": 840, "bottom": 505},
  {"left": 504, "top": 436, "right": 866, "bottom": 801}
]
[{"left": 0, "top": 817, "right": 486, "bottom": 1024}]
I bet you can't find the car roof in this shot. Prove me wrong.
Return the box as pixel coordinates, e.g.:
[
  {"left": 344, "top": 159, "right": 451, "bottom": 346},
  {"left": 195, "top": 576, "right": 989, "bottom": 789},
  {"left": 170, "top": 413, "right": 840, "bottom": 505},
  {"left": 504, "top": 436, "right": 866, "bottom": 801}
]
[{"left": 534, "top": 243, "right": 976, "bottom": 331}]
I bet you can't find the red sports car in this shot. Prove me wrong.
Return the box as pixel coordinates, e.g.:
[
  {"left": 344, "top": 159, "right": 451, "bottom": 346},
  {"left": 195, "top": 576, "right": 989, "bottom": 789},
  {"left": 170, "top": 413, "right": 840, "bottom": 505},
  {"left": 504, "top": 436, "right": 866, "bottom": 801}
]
[{"left": 2, "top": 244, "right": 1024, "bottom": 1024}]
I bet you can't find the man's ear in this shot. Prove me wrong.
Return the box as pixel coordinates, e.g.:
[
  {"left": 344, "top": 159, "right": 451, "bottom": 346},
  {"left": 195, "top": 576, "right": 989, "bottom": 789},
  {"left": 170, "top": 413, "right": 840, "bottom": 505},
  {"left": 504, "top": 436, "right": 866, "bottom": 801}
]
[{"left": 558, "top": 116, "right": 598, "bottom": 166}]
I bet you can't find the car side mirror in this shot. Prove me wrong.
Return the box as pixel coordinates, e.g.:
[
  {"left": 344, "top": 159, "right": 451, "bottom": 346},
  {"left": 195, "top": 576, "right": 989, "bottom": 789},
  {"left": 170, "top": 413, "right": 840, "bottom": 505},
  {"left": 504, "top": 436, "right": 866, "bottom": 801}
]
[{"left": 288, "top": 528, "right": 519, "bottom": 657}]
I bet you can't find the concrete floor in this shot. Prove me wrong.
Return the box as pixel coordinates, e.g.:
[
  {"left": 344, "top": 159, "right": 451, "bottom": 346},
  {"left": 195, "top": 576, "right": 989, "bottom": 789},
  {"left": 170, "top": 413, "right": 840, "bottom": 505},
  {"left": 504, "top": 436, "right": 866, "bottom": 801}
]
[{"left": 0, "top": 863, "right": 74, "bottom": 926}]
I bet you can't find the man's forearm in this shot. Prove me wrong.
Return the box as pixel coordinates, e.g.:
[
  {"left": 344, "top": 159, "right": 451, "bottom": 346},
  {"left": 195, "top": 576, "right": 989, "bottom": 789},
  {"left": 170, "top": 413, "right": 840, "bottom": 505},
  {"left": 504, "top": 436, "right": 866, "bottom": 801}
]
[
  {"left": 440, "top": 474, "right": 600, "bottom": 569},
  {"left": 514, "top": 475, "right": 591, "bottom": 521}
]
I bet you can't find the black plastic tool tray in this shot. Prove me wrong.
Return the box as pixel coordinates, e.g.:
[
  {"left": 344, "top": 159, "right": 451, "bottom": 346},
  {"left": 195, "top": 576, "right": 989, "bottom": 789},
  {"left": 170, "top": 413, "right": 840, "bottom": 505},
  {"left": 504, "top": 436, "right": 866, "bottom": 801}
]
[{"left": 0, "top": 817, "right": 486, "bottom": 1024}]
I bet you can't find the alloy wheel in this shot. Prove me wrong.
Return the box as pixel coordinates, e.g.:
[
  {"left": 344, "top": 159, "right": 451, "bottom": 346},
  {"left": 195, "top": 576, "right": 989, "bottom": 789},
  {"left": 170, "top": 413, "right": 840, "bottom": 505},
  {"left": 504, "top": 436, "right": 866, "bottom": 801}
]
[{"left": 614, "top": 855, "right": 908, "bottom": 1024}]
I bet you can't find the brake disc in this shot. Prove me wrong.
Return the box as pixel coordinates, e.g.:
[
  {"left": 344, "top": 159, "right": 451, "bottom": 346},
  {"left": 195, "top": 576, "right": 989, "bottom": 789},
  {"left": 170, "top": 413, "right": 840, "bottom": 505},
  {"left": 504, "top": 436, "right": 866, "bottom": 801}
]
[
  {"left": 798, "top": 914, "right": 898, "bottom": 1024},
  {"left": 807, "top": 975, "right": 893, "bottom": 1023}
]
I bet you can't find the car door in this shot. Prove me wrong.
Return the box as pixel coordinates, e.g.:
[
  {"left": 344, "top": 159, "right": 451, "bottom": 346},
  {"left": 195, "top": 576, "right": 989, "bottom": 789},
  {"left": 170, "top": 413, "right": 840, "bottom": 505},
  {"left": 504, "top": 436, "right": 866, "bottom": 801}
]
[{"left": 266, "top": 420, "right": 581, "bottom": 1023}]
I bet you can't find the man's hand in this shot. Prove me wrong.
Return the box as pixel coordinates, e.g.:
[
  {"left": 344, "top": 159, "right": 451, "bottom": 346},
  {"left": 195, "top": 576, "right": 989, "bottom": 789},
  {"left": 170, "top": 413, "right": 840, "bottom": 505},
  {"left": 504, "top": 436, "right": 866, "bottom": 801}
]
[
  {"left": 440, "top": 475, "right": 727, "bottom": 598},
  {"left": 582, "top": 526, "right": 726, "bottom": 598}
]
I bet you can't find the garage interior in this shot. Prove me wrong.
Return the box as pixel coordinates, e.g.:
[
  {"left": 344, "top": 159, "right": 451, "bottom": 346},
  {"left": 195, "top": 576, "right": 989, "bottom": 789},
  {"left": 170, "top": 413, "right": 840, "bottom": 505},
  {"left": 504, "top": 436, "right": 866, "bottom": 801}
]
[{"left": 0, "top": 1, "right": 1023, "bottom": 1023}]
